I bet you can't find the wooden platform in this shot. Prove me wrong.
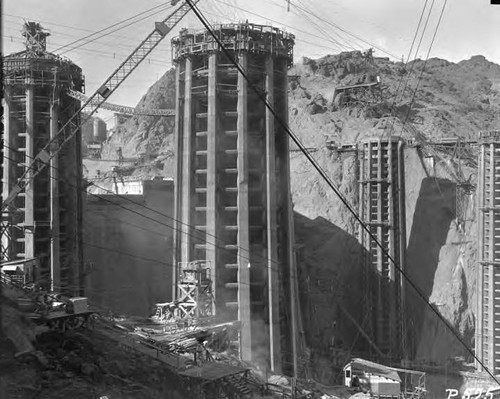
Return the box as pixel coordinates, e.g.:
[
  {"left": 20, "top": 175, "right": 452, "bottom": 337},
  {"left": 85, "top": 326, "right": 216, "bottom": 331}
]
[
  {"left": 178, "top": 363, "right": 248, "bottom": 381},
  {"left": 26, "top": 310, "right": 94, "bottom": 321}
]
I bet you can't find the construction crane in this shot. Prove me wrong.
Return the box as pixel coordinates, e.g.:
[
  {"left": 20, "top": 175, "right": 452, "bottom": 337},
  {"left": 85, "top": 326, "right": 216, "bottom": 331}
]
[
  {"left": 67, "top": 89, "right": 175, "bottom": 117},
  {"left": 1, "top": 0, "right": 198, "bottom": 211}
]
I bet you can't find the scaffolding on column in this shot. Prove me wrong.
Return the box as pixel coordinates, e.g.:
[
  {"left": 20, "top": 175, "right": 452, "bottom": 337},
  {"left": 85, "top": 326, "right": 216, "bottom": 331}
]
[
  {"left": 177, "top": 260, "right": 215, "bottom": 320},
  {"left": 152, "top": 260, "right": 215, "bottom": 329},
  {"left": 0, "top": 212, "right": 14, "bottom": 261}
]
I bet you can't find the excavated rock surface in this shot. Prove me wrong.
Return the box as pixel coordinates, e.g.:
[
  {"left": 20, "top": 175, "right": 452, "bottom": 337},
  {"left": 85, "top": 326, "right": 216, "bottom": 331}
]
[
  {"left": 0, "top": 286, "right": 192, "bottom": 398},
  {"left": 0, "top": 325, "right": 191, "bottom": 399},
  {"left": 286, "top": 53, "right": 497, "bottom": 380},
  {"left": 85, "top": 51, "right": 500, "bottom": 391},
  {"left": 100, "top": 69, "right": 176, "bottom": 177}
]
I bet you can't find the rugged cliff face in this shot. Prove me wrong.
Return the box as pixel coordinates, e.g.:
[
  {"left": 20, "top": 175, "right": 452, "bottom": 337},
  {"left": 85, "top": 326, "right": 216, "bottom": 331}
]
[
  {"left": 285, "top": 52, "right": 498, "bottom": 377},
  {"left": 100, "top": 69, "right": 177, "bottom": 176},
  {"left": 91, "top": 50, "right": 500, "bottom": 383}
]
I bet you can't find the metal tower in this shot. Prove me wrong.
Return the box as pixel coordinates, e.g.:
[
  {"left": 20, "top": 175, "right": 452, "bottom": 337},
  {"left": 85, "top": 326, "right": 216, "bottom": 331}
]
[
  {"left": 171, "top": 23, "right": 296, "bottom": 373},
  {"left": 2, "top": 22, "right": 85, "bottom": 294},
  {"left": 358, "top": 136, "right": 407, "bottom": 361},
  {"left": 476, "top": 130, "right": 500, "bottom": 374}
]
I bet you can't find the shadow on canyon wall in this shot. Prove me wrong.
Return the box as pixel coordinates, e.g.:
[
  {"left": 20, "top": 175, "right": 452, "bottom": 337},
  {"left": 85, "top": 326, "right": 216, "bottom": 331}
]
[
  {"left": 406, "top": 177, "right": 456, "bottom": 359},
  {"left": 294, "top": 211, "right": 392, "bottom": 384}
]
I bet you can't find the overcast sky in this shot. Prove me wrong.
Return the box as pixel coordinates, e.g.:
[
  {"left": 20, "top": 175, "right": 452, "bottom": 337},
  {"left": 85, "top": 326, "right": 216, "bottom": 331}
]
[{"left": 3, "top": 0, "right": 500, "bottom": 125}]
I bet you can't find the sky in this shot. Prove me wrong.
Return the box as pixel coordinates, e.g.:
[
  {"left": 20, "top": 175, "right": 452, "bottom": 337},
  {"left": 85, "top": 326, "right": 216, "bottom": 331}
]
[{"left": 3, "top": 0, "right": 500, "bottom": 127}]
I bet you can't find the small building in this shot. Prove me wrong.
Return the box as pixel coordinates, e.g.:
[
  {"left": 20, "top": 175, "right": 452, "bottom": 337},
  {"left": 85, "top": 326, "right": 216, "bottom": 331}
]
[
  {"left": 1, "top": 258, "right": 38, "bottom": 286},
  {"left": 344, "top": 358, "right": 401, "bottom": 397},
  {"left": 86, "top": 142, "right": 103, "bottom": 159},
  {"left": 344, "top": 358, "right": 427, "bottom": 399}
]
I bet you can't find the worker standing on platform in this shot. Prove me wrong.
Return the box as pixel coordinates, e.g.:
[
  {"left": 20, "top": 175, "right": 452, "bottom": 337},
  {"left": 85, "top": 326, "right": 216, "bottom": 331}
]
[
  {"left": 116, "top": 147, "right": 124, "bottom": 164},
  {"left": 364, "top": 48, "right": 374, "bottom": 63},
  {"left": 329, "top": 320, "right": 337, "bottom": 350}
]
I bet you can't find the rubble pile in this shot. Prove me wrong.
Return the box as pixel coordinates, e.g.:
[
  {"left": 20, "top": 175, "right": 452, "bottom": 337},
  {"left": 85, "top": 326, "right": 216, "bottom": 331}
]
[{"left": 0, "top": 303, "right": 190, "bottom": 398}]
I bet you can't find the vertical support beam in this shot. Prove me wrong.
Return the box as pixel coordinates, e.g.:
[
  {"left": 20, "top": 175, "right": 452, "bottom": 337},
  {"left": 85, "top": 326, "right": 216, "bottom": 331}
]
[
  {"left": 73, "top": 103, "right": 85, "bottom": 296},
  {"left": 398, "top": 139, "right": 408, "bottom": 362},
  {"left": 74, "top": 101, "right": 84, "bottom": 296},
  {"left": 92, "top": 119, "right": 98, "bottom": 141},
  {"left": 265, "top": 55, "right": 281, "bottom": 373},
  {"left": 387, "top": 139, "right": 395, "bottom": 282},
  {"left": 387, "top": 138, "right": 396, "bottom": 358},
  {"left": 173, "top": 65, "right": 183, "bottom": 300},
  {"left": 358, "top": 149, "right": 365, "bottom": 247},
  {"left": 477, "top": 142, "right": 485, "bottom": 371},
  {"left": 376, "top": 140, "right": 384, "bottom": 351},
  {"left": 2, "top": 88, "right": 13, "bottom": 261},
  {"left": 2, "top": 88, "right": 13, "bottom": 203},
  {"left": 25, "top": 81, "right": 35, "bottom": 262},
  {"left": 50, "top": 94, "right": 60, "bottom": 292},
  {"left": 488, "top": 143, "right": 495, "bottom": 371},
  {"left": 237, "top": 52, "right": 252, "bottom": 362},
  {"left": 281, "top": 60, "right": 298, "bottom": 377},
  {"left": 359, "top": 145, "right": 370, "bottom": 344},
  {"left": 206, "top": 53, "right": 218, "bottom": 316},
  {"left": 366, "top": 142, "right": 373, "bottom": 345},
  {"left": 181, "top": 58, "right": 193, "bottom": 265}
]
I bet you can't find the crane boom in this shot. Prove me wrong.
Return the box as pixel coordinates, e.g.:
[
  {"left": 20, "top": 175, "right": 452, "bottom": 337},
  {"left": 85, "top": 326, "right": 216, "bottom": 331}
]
[
  {"left": 67, "top": 89, "right": 175, "bottom": 116},
  {"left": 2, "top": 0, "right": 197, "bottom": 210}
]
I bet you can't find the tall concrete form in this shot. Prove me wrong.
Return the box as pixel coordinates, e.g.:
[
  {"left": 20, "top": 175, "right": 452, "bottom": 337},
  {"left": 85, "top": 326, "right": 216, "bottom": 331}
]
[
  {"left": 2, "top": 22, "right": 84, "bottom": 294},
  {"left": 171, "top": 23, "right": 296, "bottom": 373},
  {"left": 358, "top": 137, "right": 406, "bottom": 360},
  {"left": 476, "top": 130, "right": 500, "bottom": 374}
]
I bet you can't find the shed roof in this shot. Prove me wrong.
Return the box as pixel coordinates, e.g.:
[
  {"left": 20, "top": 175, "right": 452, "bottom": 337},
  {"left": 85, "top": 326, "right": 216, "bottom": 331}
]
[
  {"left": 1, "top": 265, "right": 23, "bottom": 273},
  {"left": 0, "top": 257, "right": 38, "bottom": 267},
  {"left": 346, "top": 358, "right": 401, "bottom": 382},
  {"left": 1, "top": 257, "right": 38, "bottom": 273}
]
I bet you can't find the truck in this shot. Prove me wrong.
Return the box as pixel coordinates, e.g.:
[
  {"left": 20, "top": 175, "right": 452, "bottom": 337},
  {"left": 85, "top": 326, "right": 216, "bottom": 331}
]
[
  {"left": 22, "top": 292, "right": 95, "bottom": 332},
  {"left": 3, "top": 274, "right": 97, "bottom": 333}
]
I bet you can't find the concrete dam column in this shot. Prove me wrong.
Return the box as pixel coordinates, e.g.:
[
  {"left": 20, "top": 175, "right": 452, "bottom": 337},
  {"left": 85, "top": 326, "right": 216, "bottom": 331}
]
[
  {"left": 171, "top": 23, "right": 296, "bottom": 373},
  {"left": 477, "top": 130, "right": 500, "bottom": 374},
  {"left": 2, "top": 22, "right": 85, "bottom": 294},
  {"left": 358, "top": 136, "right": 406, "bottom": 361}
]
